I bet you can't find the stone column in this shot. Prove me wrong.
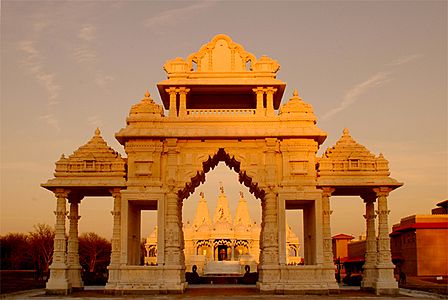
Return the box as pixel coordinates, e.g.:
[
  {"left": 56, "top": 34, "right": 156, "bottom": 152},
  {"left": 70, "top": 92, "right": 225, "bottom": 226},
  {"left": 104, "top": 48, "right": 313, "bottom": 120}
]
[
  {"left": 210, "top": 239, "right": 214, "bottom": 261},
  {"left": 321, "top": 188, "right": 339, "bottom": 291},
  {"left": 164, "top": 191, "right": 183, "bottom": 266},
  {"left": 265, "top": 87, "right": 277, "bottom": 116},
  {"left": 258, "top": 187, "right": 280, "bottom": 291},
  {"left": 253, "top": 87, "right": 265, "bottom": 116},
  {"left": 361, "top": 193, "right": 377, "bottom": 290},
  {"left": 67, "top": 195, "right": 83, "bottom": 290},
  {"left": 373, "top": 187, "right": 398, "bottom": 294},
  {"left": 231, "top": 240, "right": 235, "bottom": 261},
  {"left": 178, "top": 87, "right": 190, "bottom": 117},
  {"left": 46, "top": 189, "right": 71, "bottom": 294},
  {"left": 166, "top": 87, "right": 177, "bottom": 118},
  {"left": 260, "top": 189, "right": 279, "bottom": 265},
  {"left": 321, "top": 187, "right": 335, "bottom": 267},
  {"left": 106, "top": 188, "right": 122, "bottom": 289}
]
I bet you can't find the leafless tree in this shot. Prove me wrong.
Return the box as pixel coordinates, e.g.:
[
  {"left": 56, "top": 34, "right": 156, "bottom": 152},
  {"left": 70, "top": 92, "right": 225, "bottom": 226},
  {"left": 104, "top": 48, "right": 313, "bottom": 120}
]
[
  {"left": 78, "top": 232, "right": 111, "bottom": 274},
  {"left": 28, "top": 224, "right": 54, "bottom": 278}
]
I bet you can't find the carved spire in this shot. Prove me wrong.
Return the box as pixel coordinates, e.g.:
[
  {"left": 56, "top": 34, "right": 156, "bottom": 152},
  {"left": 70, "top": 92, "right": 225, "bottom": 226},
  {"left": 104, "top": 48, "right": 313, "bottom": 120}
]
[
  {"left": 193, "top": 192, "right": 212, "bottom": 227},
  {"left": 234, "top": 191, "right": 252, "bottom": 227},
  {"left": 213, "top": 184, "right": 232, "bottom": 224}
]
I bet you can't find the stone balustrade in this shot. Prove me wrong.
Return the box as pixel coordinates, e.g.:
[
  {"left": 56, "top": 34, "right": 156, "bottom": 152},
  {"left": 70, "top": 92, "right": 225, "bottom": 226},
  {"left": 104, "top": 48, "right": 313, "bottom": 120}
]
[{"left": 187, "top": 109, "right": 256, "bottom": 116}]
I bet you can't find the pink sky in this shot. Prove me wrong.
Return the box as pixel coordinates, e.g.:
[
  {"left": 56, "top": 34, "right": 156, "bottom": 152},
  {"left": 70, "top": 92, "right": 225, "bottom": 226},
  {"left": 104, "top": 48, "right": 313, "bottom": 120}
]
[{"left": 1, "top": 1, "right": 446, "bottom": 241}]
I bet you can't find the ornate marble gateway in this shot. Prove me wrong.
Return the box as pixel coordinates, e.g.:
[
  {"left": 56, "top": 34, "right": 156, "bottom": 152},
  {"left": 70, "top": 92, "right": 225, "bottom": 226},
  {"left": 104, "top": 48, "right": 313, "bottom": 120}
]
[{"left": 42, "top": 34, "right": 402, "bottom": 295}]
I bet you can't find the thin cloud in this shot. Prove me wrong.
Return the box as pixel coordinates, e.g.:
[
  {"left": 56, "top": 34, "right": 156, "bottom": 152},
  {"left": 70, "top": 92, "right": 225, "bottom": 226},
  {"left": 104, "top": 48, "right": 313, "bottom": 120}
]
[
  {"left": 143, "top": 1, "right": 218, "bottom": 28},
  {"left": 39, "top": 114, "right": 60, "bottom": 132},
  {"left": 78, "top": 24, "right": 96, "bottom": 41},
  {"left": 388, "top": 54, "right": 421, "bottom": 66},
  {"left": 322, "top": 54, "right": 421, "bottom": 120},
  {"left": 19, "top": 40, "right": 61, "bottom": 128},
  {"left": 321, "top": 72, "right": 391, "bottom": 120},
  {"left": 87, "top": 115, "right": 103, "bottom": 128},
  {"left": 73, "top": 46, "right": 97, "bottom": 64},
  {"left": 95, "top": 73, "right": 115, "bottom": 89}
]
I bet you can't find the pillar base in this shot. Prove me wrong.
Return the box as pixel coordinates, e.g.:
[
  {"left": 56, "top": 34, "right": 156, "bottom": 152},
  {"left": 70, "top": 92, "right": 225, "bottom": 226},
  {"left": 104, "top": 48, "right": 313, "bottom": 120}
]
[
  {"left": 46, "top": 266, "right": 71, "bottom": 295},
  {"left": 257, "top": 265, "right": 333, "bottom": 295},
  {"left": 45, "top": 288, "right": 72, "bottom": 295},
  {"left": 67, "top": 267, "right": 84, "bottom": 289},
  {"left": 104, "top": 265, "right": 187, "bottom": 294}
]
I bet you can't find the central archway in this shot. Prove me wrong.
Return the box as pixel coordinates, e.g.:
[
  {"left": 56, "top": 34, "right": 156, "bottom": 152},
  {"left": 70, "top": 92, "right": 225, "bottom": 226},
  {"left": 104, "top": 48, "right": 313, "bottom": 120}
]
[{"left": 178, "top": 148, "right": 265, "bottom": 201}]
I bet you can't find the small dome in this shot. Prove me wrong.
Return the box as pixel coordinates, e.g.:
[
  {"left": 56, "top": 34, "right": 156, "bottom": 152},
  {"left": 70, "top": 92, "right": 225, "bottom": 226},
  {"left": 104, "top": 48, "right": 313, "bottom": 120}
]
[
  {"left": 279, "top": 89, "right": 315, "bottom": 117},
  {"left": 129, "top": 91, "right": 164, "bottom": 117}
]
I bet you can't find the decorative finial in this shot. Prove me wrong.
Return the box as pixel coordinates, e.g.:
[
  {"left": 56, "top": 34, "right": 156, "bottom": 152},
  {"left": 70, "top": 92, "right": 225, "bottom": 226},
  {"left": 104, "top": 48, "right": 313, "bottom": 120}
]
[
  {"left": 60, "top": 153, "right": 65, "bottom": 159},
  {"left": 379, "top": 153, "right": 384, "bottom": 158},
  {"left": 293, "top": 89, "right": 299, "bottom": 97},
  {"left": 219, "top": 182, "right": 224, "bottom": 193},
  {"left": 343, "top": 128, "right": 349, "bottom": 135},
  {"left": 145, "top": 90, "right": 150, "bottom": 98},
  {"left": 239, "top": 191, "right": 244, "bottom": 198},
  {"left": 95, "top": 128, "right": 101, "bottom": 136},
  {"left": 200, "top": 191, "right": 204, "bottom": 198}
]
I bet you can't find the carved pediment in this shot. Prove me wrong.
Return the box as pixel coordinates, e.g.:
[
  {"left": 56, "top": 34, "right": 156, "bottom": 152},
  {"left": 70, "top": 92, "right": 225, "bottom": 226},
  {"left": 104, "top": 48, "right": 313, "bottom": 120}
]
[
  {"left": 54, "top": 128, "right": 126, "bottom": 177},
  {"left": 163, "top": 34, "right": 279, "bottom": 76}
]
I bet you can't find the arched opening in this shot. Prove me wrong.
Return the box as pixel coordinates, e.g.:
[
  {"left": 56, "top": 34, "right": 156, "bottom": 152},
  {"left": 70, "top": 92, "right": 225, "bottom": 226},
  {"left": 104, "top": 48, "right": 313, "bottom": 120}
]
[
  {"left": 180, "top": 148, "right": 262, "bottom": 282},
  {"left": 330, "top": 196, "right": 367, "bottom": 285}
]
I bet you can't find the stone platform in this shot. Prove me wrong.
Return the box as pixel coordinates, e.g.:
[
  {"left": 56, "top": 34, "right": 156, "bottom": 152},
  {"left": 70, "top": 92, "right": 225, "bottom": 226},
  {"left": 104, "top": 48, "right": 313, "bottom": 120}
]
[{"left": 204, "top": 261, "right": 242, "bottom": 275}]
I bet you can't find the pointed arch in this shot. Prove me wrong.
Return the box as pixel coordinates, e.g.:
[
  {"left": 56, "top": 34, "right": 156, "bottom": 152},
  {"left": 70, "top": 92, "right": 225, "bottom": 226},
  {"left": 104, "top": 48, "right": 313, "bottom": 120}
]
[{"left": 178, "top": 148, "right": 265, "bottom": 201}]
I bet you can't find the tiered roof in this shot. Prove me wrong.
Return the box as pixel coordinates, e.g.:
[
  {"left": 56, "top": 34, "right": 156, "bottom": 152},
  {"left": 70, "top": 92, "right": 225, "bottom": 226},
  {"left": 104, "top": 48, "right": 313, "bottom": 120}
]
[
  {"left": 317, "top": 128, "right": 402, "bottom": 192},
  {"left": 42, "top": 128, "right": 126, "bottom": 194}
]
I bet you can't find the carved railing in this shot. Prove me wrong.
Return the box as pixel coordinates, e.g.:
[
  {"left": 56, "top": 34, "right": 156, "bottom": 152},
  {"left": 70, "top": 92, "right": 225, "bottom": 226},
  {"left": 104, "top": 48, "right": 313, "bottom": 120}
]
[{"left": 187, "top": 109, "right": 256, "bottom": 116}]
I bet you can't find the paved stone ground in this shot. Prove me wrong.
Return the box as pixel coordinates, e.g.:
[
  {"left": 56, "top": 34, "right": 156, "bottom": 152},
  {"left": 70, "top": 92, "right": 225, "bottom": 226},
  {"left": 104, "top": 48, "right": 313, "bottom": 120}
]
[{"left": 1, "top": 285, "right": 446, "bottom": 300}]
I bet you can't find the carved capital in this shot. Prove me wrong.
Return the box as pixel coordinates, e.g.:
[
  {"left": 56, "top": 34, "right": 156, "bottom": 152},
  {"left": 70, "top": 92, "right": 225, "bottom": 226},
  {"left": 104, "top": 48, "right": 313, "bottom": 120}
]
[
  {"left": 165, "top": 87, "right": 177, "bottom": 94},
  {"left": 265, "top": 87, "right": 277, "bottom": 94},
  {"left": 361, "top": 192, "right": 377, "bottom": 203},
  {"left": 252, "top": 87, "right": 265, "bottom": 94},
  {"left": 177, "top": 87, "right": 190, "bottom": 95},
  {"left": 373, "top": 187, "right": 392, "bottom": 198},
  {"left": 321, "top": 187, "right": 335, "bottom": 197},
  {"left": 68, "top": 193, "right": 83, "bottom": 203},
  {"left": 54, "top": 189, "right": 69, "bottom": 199},
  {"left": 109, "top": 188, "right": 122, "bottom": 198}
]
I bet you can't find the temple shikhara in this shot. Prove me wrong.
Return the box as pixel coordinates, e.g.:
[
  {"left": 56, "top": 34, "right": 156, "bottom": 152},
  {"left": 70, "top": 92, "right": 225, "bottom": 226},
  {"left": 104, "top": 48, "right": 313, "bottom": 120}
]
[
  {"left": 144, "top": 185, "right": 301, "bottom": 275},
  {"left": 42, "top": 34, "right": 402, "bottom": 295}
]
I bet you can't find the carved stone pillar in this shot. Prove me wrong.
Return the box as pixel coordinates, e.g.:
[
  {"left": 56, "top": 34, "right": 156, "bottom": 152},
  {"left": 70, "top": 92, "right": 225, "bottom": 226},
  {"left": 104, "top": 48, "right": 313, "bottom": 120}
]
[
  {"left": 321, "top": 187, "right": 335, "bottom": 268},
  {"left": 265, "top": 87, "right": 277, "bottom": 116},
  {"left": 178, "top": 87, "right": 190, "bottom": 117},
  {"left": 373, "top": 187, "right": 398, "bottom": 294},
  {"left": 210, "top": 239, "right": 214, "bottom": 261},
  {"left": 260, "top": 189, "right": 279, "bottom": 265},
  {"left": 231, "top": 240, "right": 235, "bottom": 261},
  {"left": 253, "top": 87, "right": 265, "bottom": 116},
  {"left": 321, "top": 188, "right": 339, "bottom": 290},
  {"left": 164, "top": 191, "right": 183, "bottom": 266},
  {"left": 67, "top": 195, "right": 83, "bottom": 290},
  {"left": 361, "top": 193, "right": 377, "bottom": 290},
  {"left": 46, "top": 189, "right": 71, "bottom": 294},
  {"left": 166, "top": 87, "right": 177, "bottom": 118},
  {"left": 106, "top": 188, "right": 122, "bottom": 290}
]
